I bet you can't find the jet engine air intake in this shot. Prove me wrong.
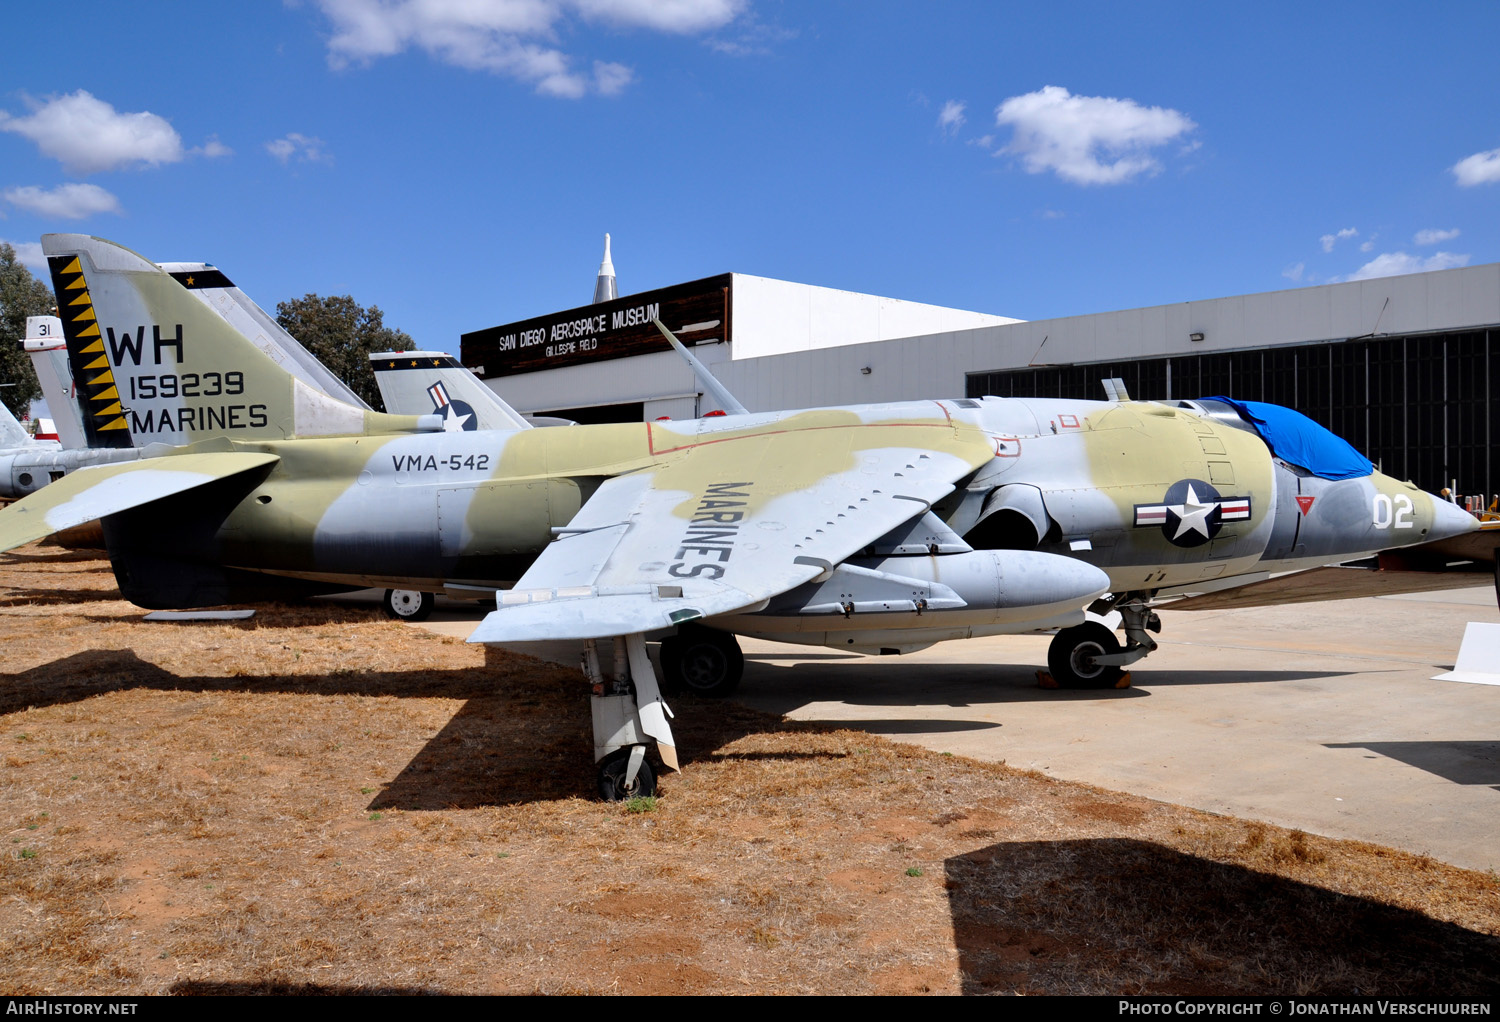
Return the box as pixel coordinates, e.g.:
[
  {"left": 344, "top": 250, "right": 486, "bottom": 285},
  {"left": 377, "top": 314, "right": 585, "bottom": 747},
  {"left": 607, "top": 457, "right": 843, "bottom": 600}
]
[{"left": 966, "top": 484, "right": 1055, "bottom": 550}]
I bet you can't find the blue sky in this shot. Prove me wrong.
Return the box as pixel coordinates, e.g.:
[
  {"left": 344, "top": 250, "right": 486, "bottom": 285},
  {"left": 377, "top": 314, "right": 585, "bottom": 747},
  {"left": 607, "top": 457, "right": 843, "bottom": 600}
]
[{"left": 3, "top": 1, "right": 1498, "bottom": 356}]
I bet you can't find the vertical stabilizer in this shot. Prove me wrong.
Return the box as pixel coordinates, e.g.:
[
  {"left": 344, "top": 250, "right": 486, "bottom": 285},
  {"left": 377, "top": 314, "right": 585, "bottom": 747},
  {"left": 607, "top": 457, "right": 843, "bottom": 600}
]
[
  {"left": 41, "top": 234, "right": 433, "bottom": 448},
  {"left": 0, "top": 399, "right": 30, "bottom": 448},
  {"left": 157, "top": 262, "right": 372, "bottom": 410},
  {"left": 592, "top": 233, "right": 617, "bottom": 304},
  {"left": 24, "top": 315, "right": 88, "bottom": 449},
  {"left": 371, "top": 351, "right": 532, "bottom": 431}
]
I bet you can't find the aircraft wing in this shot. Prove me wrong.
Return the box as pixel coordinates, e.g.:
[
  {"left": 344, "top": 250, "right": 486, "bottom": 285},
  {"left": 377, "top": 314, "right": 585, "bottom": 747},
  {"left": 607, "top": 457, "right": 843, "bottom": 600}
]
[
  {"left": 0, "top": 452, "right": 280, "bottom": 552},
  {"left": 468, "top": 421, "right": 993, "bottom": 643}
]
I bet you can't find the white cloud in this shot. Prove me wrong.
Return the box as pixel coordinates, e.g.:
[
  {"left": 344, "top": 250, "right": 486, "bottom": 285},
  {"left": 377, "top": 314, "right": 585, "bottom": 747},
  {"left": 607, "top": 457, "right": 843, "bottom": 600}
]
[
  {"left": 992, "top": 85, "right": 1196, "bottom": 186},
  {"left": 592, "top": 61, "right": 634, "bottom": 96},
  {"left": 967, "top": 134, "right": 995, "bottom": 149},
  {"left": 193, "top": 135, "right": 233, "bottom": 159},
  {"left": 312, "top": 0, "right": 743, "bottom": 96},
  {"left": 572, "top": 0, "right": 745, "bottom": 33},
  {"left": 1452, "top": 147, "right": 1500, "bottom": 187},
  {"left": 1341, "top": 251, "right": 1469, "bottom": 282},
  {"left": 1414, "top": 227, "right": 1459, "bottom": 246},
  {"left": 0, "top": 239, "right": 47, "bottom": 270},
  {"left": 1319, "top": 227, "right": 1358, "bottom": 253},
  {"left": 0, "top": 91, "right": 183, "bottom": 175},
  {"left": 266, "top": 133, "right": 332, "bottom": 165},
  {"left": 1360, "top": 238, "right": 1374, "bottom": 252},
  {"left": 3, "top": 183, "right": 121, "bottom": 219},
  {"left": 938, "top": 100, "right": 966, "bottom": 136},
  {"left": 706, "top": 16, "right": 796, "bottom": 56},
  {"left": 1282, "top": 262, "right": 1305, "bottom": 282}
]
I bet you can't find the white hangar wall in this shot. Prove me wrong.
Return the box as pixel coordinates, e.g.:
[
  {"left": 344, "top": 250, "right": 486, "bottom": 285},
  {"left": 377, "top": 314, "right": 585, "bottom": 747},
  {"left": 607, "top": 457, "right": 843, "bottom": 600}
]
[
  {"left": 729, "top": 273, "right": 1020, "bottom": 360},
  {"left": 710, "top": 263, "right": 1500, "bottom": 411},
  {"left": 475, "top": 262, "right": 1499, "bottom": 418}
]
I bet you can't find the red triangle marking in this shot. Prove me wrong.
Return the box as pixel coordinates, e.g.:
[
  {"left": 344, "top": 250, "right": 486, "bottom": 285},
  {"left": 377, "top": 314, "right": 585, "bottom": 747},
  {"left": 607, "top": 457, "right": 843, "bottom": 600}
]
[{"left": 1295, "top": 495, "right": 1315, "bottom": 515}]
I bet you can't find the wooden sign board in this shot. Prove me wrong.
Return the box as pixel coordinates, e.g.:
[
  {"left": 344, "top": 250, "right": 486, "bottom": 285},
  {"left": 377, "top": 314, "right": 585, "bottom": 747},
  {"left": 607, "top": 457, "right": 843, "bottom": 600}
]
[{"left": 461, "top": 273, "right": 732, "bottom": 379}]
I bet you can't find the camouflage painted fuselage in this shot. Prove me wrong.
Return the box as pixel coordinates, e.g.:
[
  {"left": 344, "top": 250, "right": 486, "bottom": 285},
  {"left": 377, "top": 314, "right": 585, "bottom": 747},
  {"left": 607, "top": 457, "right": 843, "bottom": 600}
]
[{"left": 102, "top": 395, "right": 1462, "bottom": 611}]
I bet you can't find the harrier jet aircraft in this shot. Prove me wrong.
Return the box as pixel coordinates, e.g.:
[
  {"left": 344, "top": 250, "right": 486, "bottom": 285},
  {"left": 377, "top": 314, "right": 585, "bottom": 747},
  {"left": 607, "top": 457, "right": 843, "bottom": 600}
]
[{"left": 0, "top": 233, "right": 1479, "bottom": 800}]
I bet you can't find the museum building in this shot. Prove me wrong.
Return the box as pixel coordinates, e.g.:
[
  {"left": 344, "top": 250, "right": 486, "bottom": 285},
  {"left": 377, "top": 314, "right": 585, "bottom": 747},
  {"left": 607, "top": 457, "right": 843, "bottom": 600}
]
[{"left": 461, "top": 251, "right": 1500, "bottom": 500}]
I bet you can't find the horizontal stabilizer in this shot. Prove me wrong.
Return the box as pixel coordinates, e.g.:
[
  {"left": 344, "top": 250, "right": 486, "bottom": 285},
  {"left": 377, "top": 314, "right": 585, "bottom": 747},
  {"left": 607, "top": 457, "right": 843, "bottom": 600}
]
[{"left": 0, "top": 452, "right": 279, "bottom": 553}]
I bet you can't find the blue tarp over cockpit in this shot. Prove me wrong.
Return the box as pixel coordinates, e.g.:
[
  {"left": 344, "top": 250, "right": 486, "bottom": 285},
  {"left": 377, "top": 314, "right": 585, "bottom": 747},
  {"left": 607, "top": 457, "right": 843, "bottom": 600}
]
[{"left": 1207, "top": 397, "right": 1374, "bottom": 480}]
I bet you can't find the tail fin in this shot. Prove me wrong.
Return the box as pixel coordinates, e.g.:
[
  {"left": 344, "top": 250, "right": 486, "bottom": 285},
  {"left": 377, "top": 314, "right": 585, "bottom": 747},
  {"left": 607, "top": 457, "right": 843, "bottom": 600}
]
[
  {"left": 371, "top": 350, "right": 532, "bottom": 431},
  {"left": 0, "top": 398, "right": 30, "bottom": 448},
  {"left": 24, "top": 315, "right": 89, "bottom": 449},
  {"left": 157, "top": 261, "right": 373, "bottom": 411},
  {"left": 42, "top": 235, "right": 432, "bottom": 448}
]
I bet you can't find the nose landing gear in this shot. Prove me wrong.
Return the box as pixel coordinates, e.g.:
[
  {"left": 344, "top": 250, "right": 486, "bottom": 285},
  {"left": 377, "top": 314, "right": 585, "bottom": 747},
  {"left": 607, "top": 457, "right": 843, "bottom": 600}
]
[{"left": 1045, "top": 592, "right": 1160, "bottom": 689}]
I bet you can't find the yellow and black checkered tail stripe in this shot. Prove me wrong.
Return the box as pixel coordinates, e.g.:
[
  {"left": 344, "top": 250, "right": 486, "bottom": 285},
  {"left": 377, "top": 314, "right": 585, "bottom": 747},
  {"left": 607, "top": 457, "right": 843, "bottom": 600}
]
[{"left": 47, "top": 255, "right": 134, "bottom": 448}]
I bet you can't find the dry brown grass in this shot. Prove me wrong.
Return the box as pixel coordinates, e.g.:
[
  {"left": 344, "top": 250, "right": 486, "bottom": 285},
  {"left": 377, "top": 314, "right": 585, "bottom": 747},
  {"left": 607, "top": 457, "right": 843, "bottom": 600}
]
[{"left": 2, "top": 541, "right": 1498, "bottom": 996}]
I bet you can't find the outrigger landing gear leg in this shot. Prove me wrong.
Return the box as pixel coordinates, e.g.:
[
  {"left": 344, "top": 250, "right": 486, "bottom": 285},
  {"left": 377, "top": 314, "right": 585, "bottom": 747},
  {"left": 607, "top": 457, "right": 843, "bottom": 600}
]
[{"left": 582, "top": 635, "right": 679, "bottom": 801}]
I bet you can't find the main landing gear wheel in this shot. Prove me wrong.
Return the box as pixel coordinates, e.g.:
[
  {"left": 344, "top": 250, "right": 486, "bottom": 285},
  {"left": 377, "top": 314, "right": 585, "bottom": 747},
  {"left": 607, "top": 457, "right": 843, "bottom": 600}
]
[
  {"left": 1047, "top": 622, "right": 1124, "bottom": 689},
  {"left": 658, "top": 626, "right": 744, "bottom": 698},
  {"left": 383, "top": 588, "right": 435, "bottom": 622},
  {"left": 597, "top": 749, "right": 657, "bottom": 801}
]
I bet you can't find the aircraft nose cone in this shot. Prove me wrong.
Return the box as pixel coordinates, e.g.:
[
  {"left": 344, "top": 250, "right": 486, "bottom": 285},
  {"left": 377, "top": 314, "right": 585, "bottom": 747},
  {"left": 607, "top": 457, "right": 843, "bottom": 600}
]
[{"left": 1428, "top": 493, "right": 1480, "bottom": 543}]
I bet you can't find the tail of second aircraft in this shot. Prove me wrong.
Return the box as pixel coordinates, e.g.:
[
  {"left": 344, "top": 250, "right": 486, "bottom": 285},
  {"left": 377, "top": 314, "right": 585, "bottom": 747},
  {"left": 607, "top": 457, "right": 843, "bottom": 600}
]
[
  {"left": 24, "top": 315, "right": 90, "bottom": 449},
  {"left": 370, "top": 350, "right": 533, "bottom": 431},
  {"left": 41, "top": 234, "right": 436, "bottom": 449},
  {"left": 0, "top": 397, "right": 32, "bottom": 448}
]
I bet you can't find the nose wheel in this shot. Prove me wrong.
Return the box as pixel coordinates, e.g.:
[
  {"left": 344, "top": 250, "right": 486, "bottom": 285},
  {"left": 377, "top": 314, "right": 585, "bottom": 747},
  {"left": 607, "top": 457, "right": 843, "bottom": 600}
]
[{"left": 1047, "top": 622, "right": 1125, "bottom": 689}]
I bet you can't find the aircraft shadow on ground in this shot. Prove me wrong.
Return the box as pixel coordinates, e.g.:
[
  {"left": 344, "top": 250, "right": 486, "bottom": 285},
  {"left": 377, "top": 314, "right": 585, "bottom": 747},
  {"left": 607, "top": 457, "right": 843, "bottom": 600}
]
[
  {"left": 947, "top": 838, "right": 1500, "bottom": 996},
  {"left": 371, "top": 676, "right": 853, "bottom": 810},
  {"left": 739, "top": 659, "right": 1350, "bottom": 716},
  {"left": 0, "top": 548, "right": 110, "bottom": 565},
  {"left": 0, "top": 586, "right": 129, "bottom": 606},
  {"left": 2, "top": 647, "right": 859, "bottom": 807},
  {"left": 0, "top": 647, "right": 508, "bottom": 716},
  {"left": 1325, "top": 741, "right": 1500, "bottom": 786}
]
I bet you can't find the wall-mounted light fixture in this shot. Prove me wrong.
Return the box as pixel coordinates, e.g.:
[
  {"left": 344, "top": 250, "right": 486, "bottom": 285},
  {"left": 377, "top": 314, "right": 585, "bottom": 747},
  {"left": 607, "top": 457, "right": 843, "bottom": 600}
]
[
  {"left": 860, "top": 366, "right": 872, "bottom": 375},
  {"left": 1189, "top": 332, "right": 1205, "bottom": 343}
]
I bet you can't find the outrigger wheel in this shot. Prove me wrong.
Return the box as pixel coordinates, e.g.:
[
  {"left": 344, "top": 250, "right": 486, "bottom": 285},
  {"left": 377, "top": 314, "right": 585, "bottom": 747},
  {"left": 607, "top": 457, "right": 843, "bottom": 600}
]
[
  {"left": 383, "top": 588, "right": 435, "bottom": 622},
  {"left": 1047, "top": 622, "right": 1125, "bottom": 689},
  {"left": 658, "top": 625, "right": 745, "bottom": 698},
  {"left": 597, "top": 748, "right": 657, "bottom": 801}
]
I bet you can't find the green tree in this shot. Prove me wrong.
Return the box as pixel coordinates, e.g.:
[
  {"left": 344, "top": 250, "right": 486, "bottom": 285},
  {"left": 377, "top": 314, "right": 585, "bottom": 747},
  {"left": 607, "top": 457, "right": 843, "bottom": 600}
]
[
  {"left": 275, "top": 294, "right": 414, "bottom": 412},
  {"left": 0, "top": 244, "right": 55, "bottom": 418}
]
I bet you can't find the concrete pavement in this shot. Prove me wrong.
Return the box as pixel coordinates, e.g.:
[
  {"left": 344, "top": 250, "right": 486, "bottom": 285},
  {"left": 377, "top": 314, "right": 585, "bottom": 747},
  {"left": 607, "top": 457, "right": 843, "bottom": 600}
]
[{"left": 415, "top": 586, "right": 1500, "bottom": 872}]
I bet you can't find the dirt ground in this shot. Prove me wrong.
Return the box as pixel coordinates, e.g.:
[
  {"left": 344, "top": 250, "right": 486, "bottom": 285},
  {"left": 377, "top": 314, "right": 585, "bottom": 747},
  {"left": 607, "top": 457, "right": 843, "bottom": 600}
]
[{"left": 2, "top": 541, "right": 1499, "bottom": 996}]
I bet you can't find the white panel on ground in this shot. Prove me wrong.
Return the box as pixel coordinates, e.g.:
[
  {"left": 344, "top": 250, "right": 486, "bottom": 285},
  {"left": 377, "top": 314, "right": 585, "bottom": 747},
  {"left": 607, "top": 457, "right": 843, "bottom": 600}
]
[{"left": 1432, "top": 622, "right": 1500, "bottom": 685}]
